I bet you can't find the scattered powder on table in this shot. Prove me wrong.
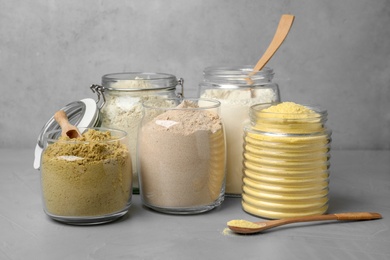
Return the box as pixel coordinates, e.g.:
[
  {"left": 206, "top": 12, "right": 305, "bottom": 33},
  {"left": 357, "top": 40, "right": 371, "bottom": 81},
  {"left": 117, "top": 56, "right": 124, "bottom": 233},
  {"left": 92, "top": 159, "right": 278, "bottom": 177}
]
[
  {"left": 41, "top": 129, "right": 132, "bottom": 216},
  {"left": 222, "top": 228, "right": 233, "bottom": 236},
  {"left": 138, "top": 100, "right": 226, "bottom": 208}
]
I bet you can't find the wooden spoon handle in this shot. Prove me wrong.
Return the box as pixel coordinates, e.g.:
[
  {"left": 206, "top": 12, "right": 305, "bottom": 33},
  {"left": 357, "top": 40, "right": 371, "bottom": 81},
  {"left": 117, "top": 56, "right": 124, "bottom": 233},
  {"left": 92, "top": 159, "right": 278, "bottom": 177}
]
[
  {"left": 54, "top": 110, "right": 71, "bottom": 129},
  {"left": 295, "top": 212, "right": 382, "bottom": 222},
  {"left": 54, "top": 110, "right": 81, "bottom": 138},
  {"left": 270, "top": 212, "right": 382, "bottom": 227},
  {"left": 251, "top": 14, "right": 295, "bottom": 74},
  {"left": 334, "top": 212, "right": 382, "bottom": 221}
]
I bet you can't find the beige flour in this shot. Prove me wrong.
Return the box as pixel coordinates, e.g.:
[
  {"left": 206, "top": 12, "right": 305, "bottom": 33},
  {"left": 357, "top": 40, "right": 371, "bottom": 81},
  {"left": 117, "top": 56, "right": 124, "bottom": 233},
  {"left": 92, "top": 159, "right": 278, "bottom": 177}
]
[
  {"left": 138, "top": 100, "right": 226, "bottom": 208},
  {"left": 41, "top": 129, "right": 132, "bottom": 216}
]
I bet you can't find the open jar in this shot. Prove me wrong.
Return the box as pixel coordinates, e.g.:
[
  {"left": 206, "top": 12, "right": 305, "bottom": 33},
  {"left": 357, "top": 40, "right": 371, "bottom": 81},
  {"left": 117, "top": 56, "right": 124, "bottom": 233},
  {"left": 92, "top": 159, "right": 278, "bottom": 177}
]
[
  {"left": 40, "top": 127, "right": 132, "bottom": 225},
  {"left": 137, "top": 98, "right": 226, "bottom": 214},
  {"left": 91, "top": 72, "right": 184, "bottom": 194},
  {"left": 199, "top": 66, "right": 280, "bottom": 196},
  {"left": 242, "top": 102, "right": 331, "bottom": 219}
]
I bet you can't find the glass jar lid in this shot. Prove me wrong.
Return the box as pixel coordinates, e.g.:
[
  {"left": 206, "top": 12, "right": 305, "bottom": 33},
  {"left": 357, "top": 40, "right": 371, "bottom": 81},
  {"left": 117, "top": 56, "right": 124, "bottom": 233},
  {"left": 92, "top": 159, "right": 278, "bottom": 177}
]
[
  {"left": 102, "top": 72, "right": 181, "bottom": 91},
  {"left": 203, "top": 65, "right": 274, "bottom": 85},
  {"left": 33, "top": 98, "right": 100, "bottom": 169}
]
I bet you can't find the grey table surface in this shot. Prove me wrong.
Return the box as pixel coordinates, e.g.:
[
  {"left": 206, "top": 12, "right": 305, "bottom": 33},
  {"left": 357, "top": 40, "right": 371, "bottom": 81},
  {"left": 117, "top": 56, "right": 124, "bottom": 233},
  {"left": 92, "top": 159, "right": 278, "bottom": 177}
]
[{"left": 1, "top": 149, "right": 389, "bottom": 260}]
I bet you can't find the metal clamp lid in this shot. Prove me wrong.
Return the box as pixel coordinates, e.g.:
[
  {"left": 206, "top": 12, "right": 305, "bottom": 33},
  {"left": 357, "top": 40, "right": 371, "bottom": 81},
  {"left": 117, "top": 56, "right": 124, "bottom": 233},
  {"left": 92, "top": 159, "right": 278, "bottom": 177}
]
[
  {"left": 90, "top": 84, "right": 106, "bottom": 109},
  {"left": 176, "top": 78, "right": 184, "bottom": 98},
  {"left": 90, "top": 77, "right": 185, "bottom": 109}
]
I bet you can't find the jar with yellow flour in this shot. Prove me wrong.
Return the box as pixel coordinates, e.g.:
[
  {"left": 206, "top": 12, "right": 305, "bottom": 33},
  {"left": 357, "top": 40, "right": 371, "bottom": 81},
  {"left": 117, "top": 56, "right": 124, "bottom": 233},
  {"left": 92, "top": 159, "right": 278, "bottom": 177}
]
[{"left": 242, "top": 102, "right": 332, "bottom": 219}]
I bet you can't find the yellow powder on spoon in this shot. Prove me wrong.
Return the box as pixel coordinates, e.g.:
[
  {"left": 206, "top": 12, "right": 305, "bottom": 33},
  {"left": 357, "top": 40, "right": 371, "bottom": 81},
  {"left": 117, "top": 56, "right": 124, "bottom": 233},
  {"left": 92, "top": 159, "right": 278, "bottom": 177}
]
[{"left": 227, "top": 219, "right": 264, "bottom": 229}]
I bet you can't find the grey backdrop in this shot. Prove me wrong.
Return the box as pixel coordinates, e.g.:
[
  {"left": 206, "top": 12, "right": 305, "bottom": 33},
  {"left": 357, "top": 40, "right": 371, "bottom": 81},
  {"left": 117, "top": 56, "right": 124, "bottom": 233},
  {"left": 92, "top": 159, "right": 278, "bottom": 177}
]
[{"left": 1, "top": 0, "right": 389, "bottom": 150}]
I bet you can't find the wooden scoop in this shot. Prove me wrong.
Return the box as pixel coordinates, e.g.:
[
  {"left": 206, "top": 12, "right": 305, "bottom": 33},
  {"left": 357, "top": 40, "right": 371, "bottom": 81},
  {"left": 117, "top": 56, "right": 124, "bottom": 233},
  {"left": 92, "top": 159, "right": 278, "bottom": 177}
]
[
  {"left": 227, "top": 212, "right": 382, "bottom": 234},
  {"left": 249, "top": 14, "right": 295, "bottom": 77},
  {"left": 54, "top": 110, "right": 82, "bottom": 139}
]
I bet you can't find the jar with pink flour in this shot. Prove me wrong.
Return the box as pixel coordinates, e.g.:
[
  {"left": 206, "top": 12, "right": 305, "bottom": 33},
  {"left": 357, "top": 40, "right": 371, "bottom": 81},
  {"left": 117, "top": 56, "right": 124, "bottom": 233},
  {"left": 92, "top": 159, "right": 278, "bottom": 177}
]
[{"left": 137, "top": 98, "right": 226, "bottom": 214}]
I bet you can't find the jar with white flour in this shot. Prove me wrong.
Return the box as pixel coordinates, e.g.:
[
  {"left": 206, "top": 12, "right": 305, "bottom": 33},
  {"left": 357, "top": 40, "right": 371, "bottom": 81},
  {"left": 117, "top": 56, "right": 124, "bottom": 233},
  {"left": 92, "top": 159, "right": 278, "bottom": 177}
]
[
  {"left": 199, "top": 66, "right": 280, "bottom": 196},
  {"left": 91, "top": 73, "right": 184, "bottom": 193}
]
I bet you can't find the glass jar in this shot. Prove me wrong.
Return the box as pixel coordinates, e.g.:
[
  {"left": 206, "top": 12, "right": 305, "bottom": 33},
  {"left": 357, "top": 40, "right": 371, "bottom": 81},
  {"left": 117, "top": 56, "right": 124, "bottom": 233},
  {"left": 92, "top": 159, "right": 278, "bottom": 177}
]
[
  {"left": 91, "top": 72, "right": 184, "bottom": 194},
  {"left": 40, "top": 127, "right": 132, "bottom": 225},
  {"left": 137, "top": 98, "right": 226, "bottom": 214},
  {"left": 198, "top": 66, "right": 280, "bottom": 196},
  {"left": 242, "top": 102, "right": 332, "bottom": 219}
]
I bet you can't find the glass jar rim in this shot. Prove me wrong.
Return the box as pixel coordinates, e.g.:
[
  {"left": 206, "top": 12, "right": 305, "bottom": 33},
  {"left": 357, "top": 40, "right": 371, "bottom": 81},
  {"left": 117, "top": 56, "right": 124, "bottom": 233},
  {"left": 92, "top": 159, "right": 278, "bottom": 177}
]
[
  {"left": 250, "top": 102, "right": 328, "bottom": 117},
  {"left": 102, "top": 72, "right": 178, "bottom": 91},
  {"left": 43, "top": 127, "right": 128, "bottom": 144},
  {"left": 142, "top": 98, "right": 221, "bottom": 110},
  {"left": 202, "top": 65, "right": 275, "bottom": 87},
  {"left": 204, "top": 65, "right": 274, "bottom": 77}
]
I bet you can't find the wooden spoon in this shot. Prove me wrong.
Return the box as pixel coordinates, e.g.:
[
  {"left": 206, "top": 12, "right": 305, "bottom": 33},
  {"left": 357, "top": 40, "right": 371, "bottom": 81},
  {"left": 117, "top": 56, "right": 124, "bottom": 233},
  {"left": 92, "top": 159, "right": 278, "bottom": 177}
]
[
  {"left": 249, "top": 14, "right": 295, "bottom": 77},
  {"left": 54, "top": 110, "right": 82, "bottom": 139},
  {"left": 227, "top": 212, "right": 382, "bottom": 234}
]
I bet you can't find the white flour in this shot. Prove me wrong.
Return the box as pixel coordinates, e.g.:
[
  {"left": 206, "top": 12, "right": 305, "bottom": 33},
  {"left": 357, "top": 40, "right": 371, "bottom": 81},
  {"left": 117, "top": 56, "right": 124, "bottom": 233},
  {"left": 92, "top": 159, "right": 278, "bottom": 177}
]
[
  {"left": 201, "top": 88, "right": 278, "bottom": 195},
  {"left": 100, "top": 79, "right": 159, "bottom": 191}
]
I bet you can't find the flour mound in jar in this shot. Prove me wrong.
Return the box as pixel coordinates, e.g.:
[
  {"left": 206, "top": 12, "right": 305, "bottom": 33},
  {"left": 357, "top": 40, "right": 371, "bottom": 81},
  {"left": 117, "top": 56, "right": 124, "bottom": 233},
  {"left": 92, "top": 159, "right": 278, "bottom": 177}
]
[
  {"left": 138, "top": 100, "right": 226, "bottom": 208},
  {"left": 100, "top": 78, "right": 154, "bottom": 191},
  {"left": 41, "top": 129, "right": 132, "bottom": 217}
]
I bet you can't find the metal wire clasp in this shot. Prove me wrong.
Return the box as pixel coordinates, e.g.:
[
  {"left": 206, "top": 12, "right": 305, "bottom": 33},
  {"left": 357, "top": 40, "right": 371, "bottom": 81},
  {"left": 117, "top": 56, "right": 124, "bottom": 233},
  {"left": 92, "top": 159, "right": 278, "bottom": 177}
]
[
  {"left": 90, "top": 84, "right": 106, "bottom": 109},
  {"left": 176, "top": 78, "right": 184, "bottom": 98}
]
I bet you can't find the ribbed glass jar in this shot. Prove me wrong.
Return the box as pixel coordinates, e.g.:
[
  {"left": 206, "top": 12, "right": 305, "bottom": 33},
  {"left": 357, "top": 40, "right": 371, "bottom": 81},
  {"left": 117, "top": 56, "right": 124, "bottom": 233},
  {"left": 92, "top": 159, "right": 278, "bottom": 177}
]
[
  {"left": 199, "top": 66, "right": 280, "bottom": 196},
  {"left": 91, "top": 72, "right": 184, "bottom": 194},
  {"left": 242, "top": 102, "right": 331, "bottom": 219}
]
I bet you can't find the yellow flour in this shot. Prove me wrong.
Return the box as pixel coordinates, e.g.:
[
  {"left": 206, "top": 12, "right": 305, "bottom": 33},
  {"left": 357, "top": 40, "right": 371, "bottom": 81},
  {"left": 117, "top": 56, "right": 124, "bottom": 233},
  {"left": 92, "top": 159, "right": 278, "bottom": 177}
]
[
  {"left": 262, "top": 102, "right": 315, "bottom": 115},
  {"left": 253, "top": 102, "right": 323, "bottom": 134},
  {"left": 227, "top": 219, "right": 263, "bottom": 229}
]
